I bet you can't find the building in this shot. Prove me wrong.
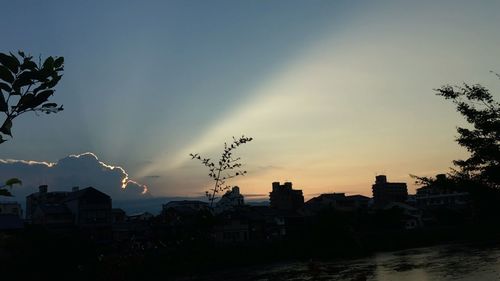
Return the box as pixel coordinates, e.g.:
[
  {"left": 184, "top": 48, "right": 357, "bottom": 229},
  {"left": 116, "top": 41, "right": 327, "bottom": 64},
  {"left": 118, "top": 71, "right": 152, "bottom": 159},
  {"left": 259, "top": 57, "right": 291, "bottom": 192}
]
[
  {"left": 372, "top": 175, "right": 408, "bottom": 208},
  {"left": 128, "top": 211, "right": 154, "bottom": 222},
  {"left": 26, "top": 185, "right": 70, "bottom": 222},
  {"left": 112, "top": 208, "right": 127, "bottom": 223},
  {"left": 0, "top": 201, "right": 23, "bottom": 217},
  {"left": 384, "top": 202, "right": 422, "bottom": 230},
  {"left": 25, "top": 185, "right": 112, "bottom": 240},
  {"left": 161, "top": 200, "right": 209, "bottom": 226},
  {"left": 162, "top": 200, "right": 209, "bottom": 213},
  {"left": 212, "top": 206, "right": 294, "bottom": 243},
  {"left": 31, "top": 204, "right": 73, "bottom": 228},
  {"left": 269, "top": 182, "right": 304, "bottom": 211},
  {"left": 416, "top": 174, "right": 469, "bottom": 210},
  {"left": 213, "top": 215, "right": 250, "bottom": 243},
  {"left": 215, "top": 186, "right": 245, "bottom": 213},
  {"left": 305, "top": 193, "right": 370, "bottom": 212},
  {"left": 63, "top": 187, "right": 112, "bottom": 228},
  {"left": 0, "top": 201, "right": 24, "bottom": 231}
]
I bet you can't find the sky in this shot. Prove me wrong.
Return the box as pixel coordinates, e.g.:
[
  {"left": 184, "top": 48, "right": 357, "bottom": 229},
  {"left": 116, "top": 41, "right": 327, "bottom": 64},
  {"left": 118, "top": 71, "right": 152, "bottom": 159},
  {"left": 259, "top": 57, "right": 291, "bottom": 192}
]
[{"left": 1, "top": 0, "right": 500, "bottom": 204}]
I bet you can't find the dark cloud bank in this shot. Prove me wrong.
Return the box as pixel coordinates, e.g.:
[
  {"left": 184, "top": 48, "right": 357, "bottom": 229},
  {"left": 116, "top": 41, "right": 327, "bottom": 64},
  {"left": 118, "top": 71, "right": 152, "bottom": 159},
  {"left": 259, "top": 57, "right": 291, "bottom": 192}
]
[{"left": 0, "top": 152, "right": 149, "bottom": 203}]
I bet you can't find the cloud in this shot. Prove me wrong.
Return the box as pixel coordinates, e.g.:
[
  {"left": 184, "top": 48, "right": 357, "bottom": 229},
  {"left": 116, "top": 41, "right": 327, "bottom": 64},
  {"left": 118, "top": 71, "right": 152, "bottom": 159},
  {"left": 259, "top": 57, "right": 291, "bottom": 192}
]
[{"left": 0, "top": 152, "right": 149, "bottom": 202}]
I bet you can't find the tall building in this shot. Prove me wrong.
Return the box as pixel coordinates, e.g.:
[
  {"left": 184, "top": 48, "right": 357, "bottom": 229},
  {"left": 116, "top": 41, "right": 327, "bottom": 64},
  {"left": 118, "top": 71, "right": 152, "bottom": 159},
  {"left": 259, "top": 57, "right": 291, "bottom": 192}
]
[
  {"left": 269, "top": 182, "right": 304, "bottom": 211},
  {"left": 372, "top": 175, "right": 408, "bottom": 208}
]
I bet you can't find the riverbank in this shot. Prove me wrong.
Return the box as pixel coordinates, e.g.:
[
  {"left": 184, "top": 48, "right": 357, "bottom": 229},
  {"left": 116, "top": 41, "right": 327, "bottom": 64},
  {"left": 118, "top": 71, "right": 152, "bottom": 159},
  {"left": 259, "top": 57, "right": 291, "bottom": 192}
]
[
  {"left": 1, "top": 222, "right": 500, "bottom": 280},
  {"left": 185, "top": 241, "right": 500, "bottom": 281}
]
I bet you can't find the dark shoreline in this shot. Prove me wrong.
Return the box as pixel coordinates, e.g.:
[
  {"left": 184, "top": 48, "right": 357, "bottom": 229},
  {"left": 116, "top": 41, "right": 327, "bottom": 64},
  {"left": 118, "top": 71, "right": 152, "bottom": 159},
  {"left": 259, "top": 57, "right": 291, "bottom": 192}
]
[
  {"left": 175, "top": 232, "right": 500, "bottom": 281},
  {"left": 1, "top": 223, "right": 499, "bottom": 280}
]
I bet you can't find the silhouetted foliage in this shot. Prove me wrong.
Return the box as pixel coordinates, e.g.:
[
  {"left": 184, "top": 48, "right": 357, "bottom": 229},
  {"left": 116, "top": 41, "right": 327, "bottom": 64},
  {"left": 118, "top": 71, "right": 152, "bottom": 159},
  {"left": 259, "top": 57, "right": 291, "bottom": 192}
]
[
  {"left": 410, "top": 173, "right": 464, "bottom": 191},
  {"left": 190, "top": 135, "right": 253, "bottom": 207},
  {"left": 435, "top": 79, "right": 499, "bottom": 188},
  {"left": 0, "top": 178, "right": 22, "bottom": 196},
  {"left": 0, "top": 51, "right": 64, "bottom": 144}
]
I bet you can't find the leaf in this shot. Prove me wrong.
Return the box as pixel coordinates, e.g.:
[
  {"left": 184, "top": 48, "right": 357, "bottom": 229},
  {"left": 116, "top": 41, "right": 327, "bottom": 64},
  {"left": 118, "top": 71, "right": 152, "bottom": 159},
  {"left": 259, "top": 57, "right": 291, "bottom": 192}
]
[
  {"left": 0, "top": 91, "right": 7, "bottom": 112},
  {"left": 0, "top": 82, "right": 10, "bottom": 92},
  {"left": 18, "top": 51, "right": 25, "bottom": 58},
  {"left": 36, "top": 67, "right": 52, "bottom": 81},
  {"left": 5, "top": 178, "right": 22, "bottom": 187},
  {"left": 21, "top": 59, "right": 37, "bottom": 71},
  {"left": 45, "top": 74, "right": 62, "bottom": 89},
  {"left": 33, "top": 83, "right": 48, "bottom": 94},
  {"left": 12, "top": 70, "right": 34, "bottom": 89},
  {"left": 32, "top": 90, "right": 54, "bottom": 107},
  {"left": 43, "top": 56, "right": 54, "bottom": 70},
  {"left": 0, "top": 53, "right": 19, "bottom": 74},
  {"left": 54, "top": 57, "right": 64, "bottom": 68},
  {"left": 0, "top": 189, "right": 12, "bottom": 197},
  {"left": 0, "top": 118, "right": 12, "bottom": 136},
  {"left": 42, "top": 102, "right": 57, "bottom": 108},
  {"left": 40, "top": 103, "right": 62, "bottom": 114},
  {"left": 9, "top": 52, "right": 20, "bottom": 66},
  {"left": 0, "top": 65, "right": 14, "bottom": 83},
  {"left": 16, "top": 93, "right": 35, "bottom": 111}
]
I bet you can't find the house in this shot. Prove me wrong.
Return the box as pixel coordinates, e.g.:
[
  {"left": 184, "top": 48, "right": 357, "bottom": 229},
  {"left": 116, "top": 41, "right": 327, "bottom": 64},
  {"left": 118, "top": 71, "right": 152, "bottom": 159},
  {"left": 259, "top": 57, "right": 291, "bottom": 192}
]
[
  {"left": 63, "top": 187, "right": 112, "bottom": 241},
  {"left": 416, "top": 174, "right": 469, "bottom": 210},
  {"left": 26, "top": 185, "right": 70, "bottom": 222},
  {"left": 213, "top": 215, "right": 250, "bottom": 243},
  {"left": 305, "top": 193, "right": 370, "bottom": 213},
  {"left": 112, "top": 208, "right": 127, "bottom": 223},
  {"left": 128, "top": 211, "right": 154, "bottom": 222},
  {"left": 31, "top": 204, "right": 73, "bottom": 228},
  {"left": 212, "top": 205, "right": 306, "bottom": 243},
  {"left": 162, "top": 200, "right": 209, "bottom": 213},
  {"left": 0, "top": 215, "right": 24, "bottom": 231},
  {"left": 63, "top": 187, "right": 112, "bottom": 228},
  {"left": 213, "top": 206, "right": 284, "bottom": 243},
  {"left": 384, "top": 202, "right": 422, "bottom": 230},
  {"left": 161, "top": 200, "right": 210, "bottom": 227},
  {"left": 269, "top": 182, "right": 304, "bottom": 211},
  {"left": 0, "top": 201, "right": 23, "bottom": 217},
  {"left": 25, "top": 185, "right": 112, "bottom": 240},
  {"left": 372, "top": 175, "right": 408, "bottom": 208},
  {"left": 215, "top": 186, "right": 245, "bottom": 213},
  {"left": 415, "top": 174, "right": 470, "bottom": 225},
  {"left": 0, "top": 201, "right": 24, "bottom": 231}
]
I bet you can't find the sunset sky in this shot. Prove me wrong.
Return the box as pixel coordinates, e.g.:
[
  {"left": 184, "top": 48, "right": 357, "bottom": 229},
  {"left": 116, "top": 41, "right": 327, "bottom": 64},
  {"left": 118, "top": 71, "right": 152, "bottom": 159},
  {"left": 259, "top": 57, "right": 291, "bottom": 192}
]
[{"left": 1, "top": 0, "right": 500, "bottom": 203}]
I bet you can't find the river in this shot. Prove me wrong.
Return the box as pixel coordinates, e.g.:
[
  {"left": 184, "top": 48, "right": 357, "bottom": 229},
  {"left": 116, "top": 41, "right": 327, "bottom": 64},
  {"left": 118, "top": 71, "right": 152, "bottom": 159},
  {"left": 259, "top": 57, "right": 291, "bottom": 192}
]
[{"left": 193, "top": 242, "right": 500, "bottom": 281}]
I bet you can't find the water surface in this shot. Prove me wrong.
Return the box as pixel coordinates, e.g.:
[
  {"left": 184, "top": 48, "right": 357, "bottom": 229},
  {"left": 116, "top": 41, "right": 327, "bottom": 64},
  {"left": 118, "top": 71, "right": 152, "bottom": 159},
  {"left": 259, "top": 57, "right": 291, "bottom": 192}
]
[{"left": 195, "top": 243, "right": 500, "bottom": 281}]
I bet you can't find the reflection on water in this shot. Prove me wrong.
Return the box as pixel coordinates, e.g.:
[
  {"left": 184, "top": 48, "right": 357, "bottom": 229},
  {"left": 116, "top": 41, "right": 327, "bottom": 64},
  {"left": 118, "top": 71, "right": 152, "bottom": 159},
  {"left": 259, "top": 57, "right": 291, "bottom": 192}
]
[{"left": 198, "top": 243, "right": 500, "bottom": 281}]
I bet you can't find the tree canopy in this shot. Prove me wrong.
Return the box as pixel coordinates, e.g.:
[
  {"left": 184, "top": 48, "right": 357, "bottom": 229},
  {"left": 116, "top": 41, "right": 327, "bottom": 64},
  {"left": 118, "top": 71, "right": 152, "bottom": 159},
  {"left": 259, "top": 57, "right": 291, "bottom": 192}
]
[
  {"left": 0, "top": 51, "right": 64, "bottom": 197},
  {"left": 0, "top": 51, "right": 64, "bottom": 144},
  {"left": 436, "top": 80, "right": 500, "bottom": 189}
]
